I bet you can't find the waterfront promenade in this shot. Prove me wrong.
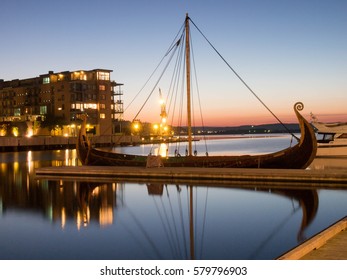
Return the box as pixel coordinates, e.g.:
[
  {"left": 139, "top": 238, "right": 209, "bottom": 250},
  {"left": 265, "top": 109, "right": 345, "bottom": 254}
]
[{"left": 0, "top": 135, "right": 139, "bottom": 152}]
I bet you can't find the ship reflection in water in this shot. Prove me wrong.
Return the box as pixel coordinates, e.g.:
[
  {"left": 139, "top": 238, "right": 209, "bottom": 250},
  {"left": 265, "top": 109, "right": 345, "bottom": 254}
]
[{"left": 1, "top": 148, "right": 347, "bottom": 259}]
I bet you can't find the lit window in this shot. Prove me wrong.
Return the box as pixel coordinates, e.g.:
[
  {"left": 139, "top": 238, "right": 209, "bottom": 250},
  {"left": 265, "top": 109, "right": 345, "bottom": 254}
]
[
  {"left": 82, "top": 103, "right": 97, "bottom": 110},
  {"left": 71, "top": 71, "right": 87, "bottom": 81},
  {"left": 99, "top": 85, "right": 106, "bottom": 91},
  {"left": 40, "top": 106, "right": 47, "bottom": 115},
  {"left": 43, "top": 77, "right": 50, "bottom": 84},
  {"left": 97, "top": 71, "right": 110, "bottom": 80},
  {"left": 14, "top": 108, "right": 21, "bottom": 116},
  {"left": 100, "top": 113, "right": 105, "bottom": 119},
  {"left": 100, "top": 104, "right": 106, "bottom": 109}
]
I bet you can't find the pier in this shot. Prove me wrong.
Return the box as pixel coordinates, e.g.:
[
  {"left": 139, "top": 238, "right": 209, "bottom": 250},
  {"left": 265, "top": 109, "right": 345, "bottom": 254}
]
[
  {"left": 278, "top": 216, "right": 347, "bottom": 260},
  {"left": 35, "top": 165, "right": 347, "bottom": 187}
]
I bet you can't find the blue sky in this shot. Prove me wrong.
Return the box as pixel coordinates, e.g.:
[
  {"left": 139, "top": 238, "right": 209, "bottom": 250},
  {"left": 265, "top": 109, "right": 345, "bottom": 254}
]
[{"left": 1, "top": 0, "right": 346, "bottom": 125}]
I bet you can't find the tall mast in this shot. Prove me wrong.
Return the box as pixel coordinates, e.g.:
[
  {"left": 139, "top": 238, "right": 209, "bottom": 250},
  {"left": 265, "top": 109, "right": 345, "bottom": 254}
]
[{"left": 185, "top": 13, "right": 193, "bottom": 156}]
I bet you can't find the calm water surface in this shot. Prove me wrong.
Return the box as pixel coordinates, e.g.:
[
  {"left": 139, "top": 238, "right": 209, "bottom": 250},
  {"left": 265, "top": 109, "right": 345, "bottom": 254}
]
[{"left": 1, "top": 135, "right": 347, "bottom": 260}]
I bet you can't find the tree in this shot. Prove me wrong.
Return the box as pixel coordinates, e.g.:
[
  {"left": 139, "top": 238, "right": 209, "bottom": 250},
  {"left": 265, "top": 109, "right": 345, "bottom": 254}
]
[{"left": 40, "top": 115, "right": 68, "bottom": 131}]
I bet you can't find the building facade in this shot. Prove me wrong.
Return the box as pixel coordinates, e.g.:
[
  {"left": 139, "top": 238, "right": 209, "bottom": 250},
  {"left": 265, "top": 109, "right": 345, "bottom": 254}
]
[{"left": 0, "top": 69, "right": 124, "bottom": 136}]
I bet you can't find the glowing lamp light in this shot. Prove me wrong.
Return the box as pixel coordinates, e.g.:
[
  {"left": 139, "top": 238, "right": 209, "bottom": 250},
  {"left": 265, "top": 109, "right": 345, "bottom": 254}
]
[{"left": 12, "top": 127, "right": 19, "bottom": 137}]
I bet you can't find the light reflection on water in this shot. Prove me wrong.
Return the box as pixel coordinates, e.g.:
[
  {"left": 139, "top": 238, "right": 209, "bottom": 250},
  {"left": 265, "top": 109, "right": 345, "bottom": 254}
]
[{"left": 1, "top": 136, "right": 347, "bottom": 260}]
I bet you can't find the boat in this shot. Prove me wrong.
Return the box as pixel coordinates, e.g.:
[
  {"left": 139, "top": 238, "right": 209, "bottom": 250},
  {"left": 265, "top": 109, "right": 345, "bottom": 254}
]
[
  {"left": 76, "top": 14, "right": 317, "bottom": 169},
  {"left": 311, "top": 114, "right": 347, "bottom": 157}
]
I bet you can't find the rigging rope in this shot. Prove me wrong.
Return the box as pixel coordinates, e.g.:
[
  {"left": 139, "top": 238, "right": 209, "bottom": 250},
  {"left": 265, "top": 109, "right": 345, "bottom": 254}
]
[
  {"left": 165, "top": 186, "right": 185, "bottom": 259},
  {"left": 152, "top": 196, "right": 178, "bottom": 258},
  {"left": 167, "top": 35, "right": 185, "bottom": 155},
  {"left": 132, "top": 38, "right": 182, "bottom": 122},
  {"left": 189, "top": 17, "right": 299, "bottom": 141},
  {"left": 120, "top": 200, "right": 164, "bottom": 259},
  {"left": 199, "top": 187, "right": 209, "bottom": 259},
  {"left": 190, "top": 31, "right": 209, "bottom": 155},
  {"left": 124, "top": 23, "right": 185, "bottom": 113}
]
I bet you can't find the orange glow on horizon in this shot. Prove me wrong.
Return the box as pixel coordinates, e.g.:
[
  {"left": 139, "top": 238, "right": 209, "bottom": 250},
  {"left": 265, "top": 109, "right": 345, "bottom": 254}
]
[{"left": 126, "top": 111, "right": 347, "bottom": 127}]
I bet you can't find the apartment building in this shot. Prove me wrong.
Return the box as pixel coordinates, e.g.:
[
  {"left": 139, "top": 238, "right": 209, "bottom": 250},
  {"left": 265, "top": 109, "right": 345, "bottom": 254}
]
[{"left": 0, "top": 69, "right": 124, "bottom": 136}]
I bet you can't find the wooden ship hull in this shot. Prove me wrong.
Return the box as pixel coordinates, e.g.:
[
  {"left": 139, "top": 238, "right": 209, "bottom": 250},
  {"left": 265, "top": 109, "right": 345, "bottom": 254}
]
[{"left": 76, "top": 102, "right": 317, "bottom": 169}]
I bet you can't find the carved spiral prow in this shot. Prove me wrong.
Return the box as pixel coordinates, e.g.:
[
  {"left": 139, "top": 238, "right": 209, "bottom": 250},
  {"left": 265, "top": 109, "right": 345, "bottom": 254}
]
[
  {"left": 291, "top": 101, "right": 317, "bottom": 169},
  {"left": 294, "top": 102, "right": 304, "bottom": 112}
]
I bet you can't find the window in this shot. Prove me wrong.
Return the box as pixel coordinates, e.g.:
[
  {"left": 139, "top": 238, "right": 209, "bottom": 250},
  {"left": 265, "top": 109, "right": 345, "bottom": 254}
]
[
  {"left": 100, "top": 113, "right": 105, "bottom": 119},
  {"left": 57, "top": 74, "right": 64, "bottom": 81},
  {"left": 100, "top": 104, "right": 106, "bottom": 109},
  {"left": 99, "top": 85, "right": 106, "bottom": 91},
  {"left": 14, "top": 108, "right": 21, "bottom": 116},
  {"left": 83, "top": 103, "right": 97, "bottom": 110},
  {"left": 43, "top": 77, "right": 50, "bottom": 84},
  {"left": 97, "top": 71, "right": 110, "bottom": 80},
  {"left": 71, "top": 71, "right": 87, "bottom": 81},
  {"left": 40, "top": 106, "right": 47, "bottom": 115}
]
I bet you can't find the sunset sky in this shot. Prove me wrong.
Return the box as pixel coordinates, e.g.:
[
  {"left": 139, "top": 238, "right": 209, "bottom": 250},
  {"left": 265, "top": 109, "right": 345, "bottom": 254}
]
[{"left": 1, "top": 0, "right": 346, "bottom": 126}]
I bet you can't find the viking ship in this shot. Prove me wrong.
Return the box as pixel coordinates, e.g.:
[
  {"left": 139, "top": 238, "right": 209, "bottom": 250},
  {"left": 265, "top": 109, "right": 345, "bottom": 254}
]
[{"left": 76, "top": 14, "right": 317, "bottom": 169}]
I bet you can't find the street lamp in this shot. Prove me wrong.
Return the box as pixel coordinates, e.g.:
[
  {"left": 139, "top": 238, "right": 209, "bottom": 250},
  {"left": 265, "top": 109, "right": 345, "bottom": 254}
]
[{"left": 132, "top": 119, "right": 141, "bottom": 135}]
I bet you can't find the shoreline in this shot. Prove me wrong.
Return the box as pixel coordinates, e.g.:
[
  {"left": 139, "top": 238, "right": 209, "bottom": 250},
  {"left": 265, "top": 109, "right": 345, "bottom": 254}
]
[{"left": 0, "top": 133, "right": 290, "bottom": 153}]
